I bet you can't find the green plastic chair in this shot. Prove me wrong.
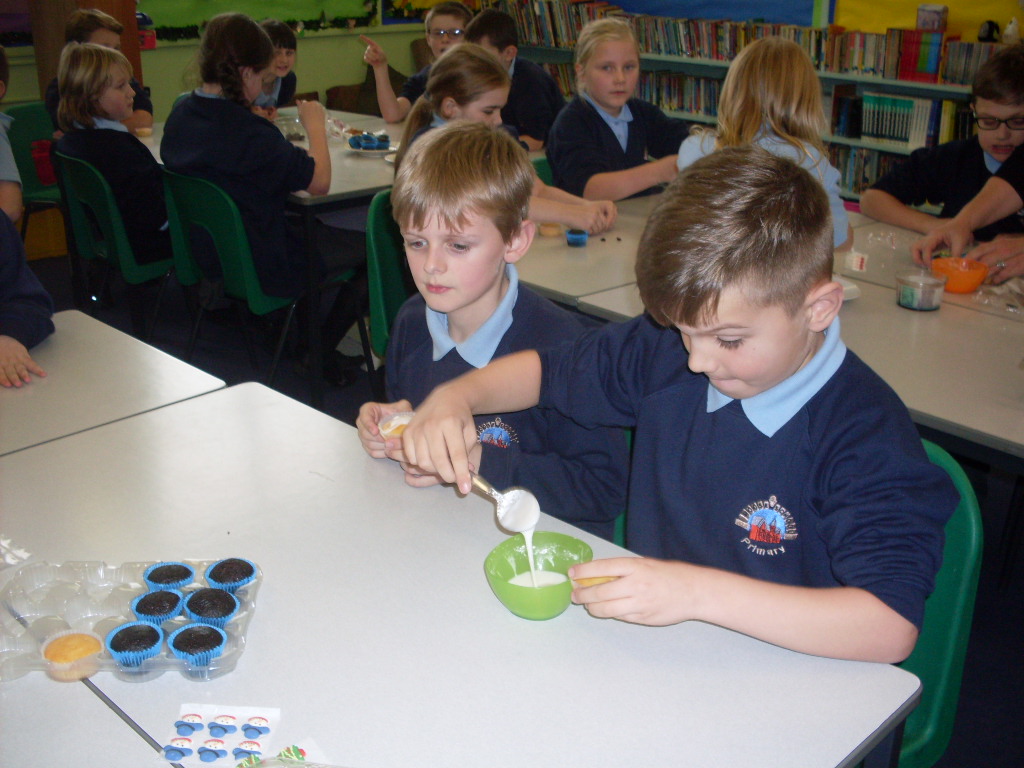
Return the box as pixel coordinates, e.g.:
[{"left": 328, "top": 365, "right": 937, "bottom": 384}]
[
  {"left": 532, "top": 155, "right": 554, "bottom": 186},
  {"left": 54, "top": 151, "right": 172, "bottom": 338},
  {"left": 3, "top": 101, "right": 62, "bottom": 239},
  {"left": 896, "top": 440, "right": 983, "bottom": 768},
  {"left": 365, "top": 188, "right": 416, "bottom": 398}
]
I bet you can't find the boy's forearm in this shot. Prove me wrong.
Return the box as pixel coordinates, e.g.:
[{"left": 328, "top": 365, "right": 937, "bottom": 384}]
[
  {"left": 0, "top": 181, "right": 23, "bottom": 224},
  {"left": 447, "top": 350, "right": 543, "bottom": 414},
  {"left": 693, "top": 567, "right": 918, "bottom": 662},
  {"left": 956, "top": 176, "right": 1021, "bottom": 231},
  {"left": 372, "top": 67, "right": 409, "bottom": 123},
  {"left": 583, "top": 156, "right": 676, "bottom": 201},
  {"left": 859, "top": 189, "right": 938, "bottom": 234}
]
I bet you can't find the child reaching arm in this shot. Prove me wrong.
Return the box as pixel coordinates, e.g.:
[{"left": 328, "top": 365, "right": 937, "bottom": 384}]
[
  {"left": 401, "top": 146, "right": 955, "bottom": 662},
  {"left": 546, "top": 18, "right": 688, "bottom": 201},
  {"left": 395, "top": 44, "right": 616, "bottom": 234},
  {"left": 358, "top": 122, "right": 628, "bottom": 540}
]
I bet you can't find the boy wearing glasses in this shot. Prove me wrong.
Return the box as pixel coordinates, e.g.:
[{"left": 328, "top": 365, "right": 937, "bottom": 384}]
[
  {"left": 861, "top": 43, "right": 1024, "bottom": 241},
  {"left": 361, "top": 2, "right": 473, "bottom": 123}
]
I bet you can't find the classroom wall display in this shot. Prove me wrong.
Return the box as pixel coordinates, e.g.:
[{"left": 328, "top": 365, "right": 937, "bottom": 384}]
[
  {"left": 137, "top": 0, "right": 375, "bottom": 39},
  {"left": 613, "top": 0, "right": 834, "bottom": 27},
  {"left": 835, "top": 0, "right": 1021, "bottom": 39}
]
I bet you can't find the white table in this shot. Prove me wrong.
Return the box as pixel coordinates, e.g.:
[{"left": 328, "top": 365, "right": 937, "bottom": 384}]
[
  {"left": 517, "top": 195, "right": 659, "bottom": 307},
  {"left": 0, "top": 383, "right": 918, "bottom": 768},
  {"left": 0, "top": 310, "right": 223, "bottom": 457}
]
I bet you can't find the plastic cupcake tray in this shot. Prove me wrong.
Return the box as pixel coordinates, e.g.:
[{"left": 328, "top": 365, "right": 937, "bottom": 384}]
[{"left": 0, "top": 559, "right": 261, "bottom": 683}]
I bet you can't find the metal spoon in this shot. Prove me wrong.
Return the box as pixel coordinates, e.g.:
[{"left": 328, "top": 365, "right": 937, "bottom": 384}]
[{"left": 470, "top": 473, "right": 541, "bottom": 533}]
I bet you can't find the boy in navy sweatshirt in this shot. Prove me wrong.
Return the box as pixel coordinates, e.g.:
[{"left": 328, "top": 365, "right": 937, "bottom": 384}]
[
  {"left": 399, "top": 146, "right": 957, "bottom": 662},
  {"left": 357, "top": 122, "right": 628, "bottom": 540}
]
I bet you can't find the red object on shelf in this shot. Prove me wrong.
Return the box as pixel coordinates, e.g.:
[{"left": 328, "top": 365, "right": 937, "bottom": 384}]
[
  {"left": 30, "top": 140, "right": 56, "bottom": 186},
  {"left": 139, "top": 29, "right": 156, "bottom": 50}
]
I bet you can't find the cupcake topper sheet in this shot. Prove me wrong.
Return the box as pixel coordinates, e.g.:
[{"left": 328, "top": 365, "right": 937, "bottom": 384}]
[{"left": 162, "top": 704, "right": 281, "bottom": 765}]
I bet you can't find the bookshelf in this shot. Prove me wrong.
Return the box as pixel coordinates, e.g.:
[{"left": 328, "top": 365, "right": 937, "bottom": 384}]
[{"left": 506, "top": 1, "right": 996, "bottom": 199}]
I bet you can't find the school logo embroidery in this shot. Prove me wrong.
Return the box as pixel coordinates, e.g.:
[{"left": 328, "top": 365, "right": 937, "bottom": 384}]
[
  {"left": 734, "top": 495, "right": 798, "bottom": 556},
  {"left": 477, "top": 416, "right": 518, "bottom": 448}
]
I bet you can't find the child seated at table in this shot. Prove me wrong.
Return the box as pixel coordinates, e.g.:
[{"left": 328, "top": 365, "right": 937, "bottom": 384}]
[
  {"left": 0, "top": 45, "right": 22, "bottom": 224},
  {"left": 55, "top": 43, "right": 171, "bottom": 265},
  {"left": 0, "top": 210, "right": 54, "bottom": 387},
  {"left": 464, "top": 8, "right": 565, "bottom": 150},
  {"left": 395, "top": 44, "right": 616, "bottom": 235},
  {"left": 162, "top": 13, "right": 366, "bottom": 384},
  {"left": 45, "top": 8, "right": 153, "bottom": 137},
  {"left": 399, "top": 146, "right": 957, "bottom": 662},
  {"left": 546, "top": 18, "right": 688, "bottom": 201},
  {"left": 361, "top": 1, "right": 473, "bottom": 124},
  {"left": 252, "top": 19, "right": 298, "bottom": 120},
  {"left": 675, "top": 36, "right": 852, "bottom": 250},
  {"left": 861, "top": 43, "right": 1024, "bottom": 242},
  {"left": 357, "top": 122, "right": 628, "bottom": 540}
]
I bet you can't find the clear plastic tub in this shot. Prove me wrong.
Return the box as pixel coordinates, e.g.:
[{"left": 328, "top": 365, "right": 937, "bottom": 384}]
[{"left": 0, "top": 558, "right": 260, "bottom": 683}]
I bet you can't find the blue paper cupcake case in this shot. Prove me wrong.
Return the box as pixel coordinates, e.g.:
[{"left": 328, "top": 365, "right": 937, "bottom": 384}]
[
  {"left": 131, "top": 589, "right": 184, "bottom": 625},
  {"left": 204, "top": 558, "right": 258, "bottom": 594},
  {"left": 168, "top": 624, "right": 228, "bottom": 667},
  {"left": 143, "top": 561, "right": 195, "bottom": 591},
  {"left": 183, "top": 588, "right": 240, "bottom": 628},
  {"left": 105, "top": 621, "right": 165, "bottom": 667}
]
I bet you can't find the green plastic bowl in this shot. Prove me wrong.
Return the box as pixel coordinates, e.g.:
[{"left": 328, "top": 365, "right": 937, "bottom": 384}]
[{"left": 484, "top": 531, "right": 593, "bottom": 620}]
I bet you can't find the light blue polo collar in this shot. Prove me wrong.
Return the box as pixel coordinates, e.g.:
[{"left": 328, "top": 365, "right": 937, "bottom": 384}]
[
  {"left": 582, "top": 92, "right": 632, "bottom": 152},
  {"left": 91, "top": 117, "right": 128, "bottom": 132},
  {"left": 426, "top": 263, "right": 519, "bottom": 368},
  {"left": 706, "top": 316, "right": 847, "bottom": 437}
]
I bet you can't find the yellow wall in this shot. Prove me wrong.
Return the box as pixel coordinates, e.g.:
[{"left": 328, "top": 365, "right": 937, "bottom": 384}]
[{"left": 836, "top": 0, "right": 1022, "bottom": 39}]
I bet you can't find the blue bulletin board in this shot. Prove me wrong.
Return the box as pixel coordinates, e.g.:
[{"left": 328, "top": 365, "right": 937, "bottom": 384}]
[{"left": 613, "top": 0, "right": 835, "bottom": 27}]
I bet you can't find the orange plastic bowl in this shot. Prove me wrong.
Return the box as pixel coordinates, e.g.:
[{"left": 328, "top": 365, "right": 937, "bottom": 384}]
[{"left": 930, "top": 257, "right": 988, "bottom": 293}]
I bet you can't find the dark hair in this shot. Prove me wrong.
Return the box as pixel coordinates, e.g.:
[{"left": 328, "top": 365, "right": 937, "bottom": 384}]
[
  {"left": 0, "top": 46, "right": 8, "bottom": 90},
  {"left": 198, "top": 13, "right": 273, "bottom": 107},
  {"left": 637, "top": 146, "right": 833, "bottom": 327},
  {"left": 972, "top": 43, "right": 1024, "bottom": 105},
  {"left": 425, "top": 1, "right": 473, "bottom": 28},
  {"left": 396, "top": 44, "right": 509, "bottom": 170},
  {"left": 260, "top": 19, "right": 297, "bottom": 51},
  {"left": 65, "top": 8, "right": 123, "bottom": 43},
  {"left": 465, "top": 8, "right": 518, "bottom": 50}
]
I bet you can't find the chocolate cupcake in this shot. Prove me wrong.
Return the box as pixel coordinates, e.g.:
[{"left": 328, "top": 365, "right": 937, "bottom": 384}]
[
  {"left": 131, "top": 589, "right": 184, "bottom": 625},
  {"left": 106, "top": 621, "right": 164, "bottom": 667},
  {"left": 204, "top": 558, "right": 256, "bottom": 594},
  {"left": 143, "top": 562, "right": 195, "bottom": 591},
  {"left": 184, "top": 588, "right": 240, "bottom": 628},
  {"left": 168, "top": 624, "right": 227, "bottom": 668}
]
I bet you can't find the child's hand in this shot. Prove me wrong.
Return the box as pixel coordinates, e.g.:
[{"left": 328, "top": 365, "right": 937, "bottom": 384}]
[
  {"left": 401, "top": 385, "right": 479, "bottom": 494},
  {"left": 360, "top": 35, "right": 388, "bottom": 68},
  {"left": 0, "top": 335, "right": 46, "bottom": 388},
  {"left": 591, "top": 200, "right": 617, "bottom": 233},
  {"left": 973, "top": 234, "right": 1024, "bottom": 284},
  {"left": 297, "top": 99, "right": 326, "bottom": 135},
  {"left": 356, "top": 399, "right": 413, "bottom": 458},
  {"left": 569, "top": 556, "right": 699, "bottom": 626},
  {"left": 400, "top": 439, "right": 481, "bottom": 488}
]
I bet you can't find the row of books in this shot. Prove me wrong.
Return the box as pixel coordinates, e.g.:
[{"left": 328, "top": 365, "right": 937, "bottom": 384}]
[
  {"left": 828, "top": 146, "right": 907, "bottom": 196},
  {"left": 502, "top": 0, "right": 1002, "bottom": 86},
  {"left": 830, "top": 84, "right": 974, "bottom": 149}
]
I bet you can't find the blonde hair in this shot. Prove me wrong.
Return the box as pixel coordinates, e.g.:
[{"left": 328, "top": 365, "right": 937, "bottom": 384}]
[
  {"left": 57, "top": 42, "right": 132, "bottom": 131},
  {"left": 574, "top": 18, "right": 638, "bottom": 93},
  {"left": 714, "top": 36, "right": 826, "bottom": 157},
  {"left": 396, "top": 44, "right": 510, "bottom": 170},
  {"left": 392, "top": 121, "right": 534, "bottom": 245}
]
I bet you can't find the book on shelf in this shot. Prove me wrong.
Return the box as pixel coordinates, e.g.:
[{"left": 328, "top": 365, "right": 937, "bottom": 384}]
[
  {"left": 916, "top": 4, "right": 948, "bottom": 32},
  {"left": 941, "top": 40, "right": 1005, "bottom": 85}
]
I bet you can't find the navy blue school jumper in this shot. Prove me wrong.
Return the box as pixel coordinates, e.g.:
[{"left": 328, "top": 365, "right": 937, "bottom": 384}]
[
  {"left": 504, "top": 57, "right": 565, "bottom": 144},
  {"left": 386, "top": 285, "right": 629, "bottom": 540},
  {"left": 545, "top": 96, "right": 688, "bottom": 198},
  {"left": 997, "top": 144, "right": 1024, "bottom": 200},
  {"left": 161, "top": 93, "right": 315, "bottom": 298},
  {"left": 45, "top": 76, "right": 153, "bottom": 131},
  {"left": 56, "top": 128, "right": 170, "bottom": 263},
  {"left": 400, "top": 65, "right": 431, "bottom": 105},
  {"left": 870, "top": 137, "right": 1024, "bottom": 241},
  {"left": 0, "top": 213, "right": 54, "bottom": 349},
  {"left": 538, "top": 314, "right": 955, "bottom": 630}
]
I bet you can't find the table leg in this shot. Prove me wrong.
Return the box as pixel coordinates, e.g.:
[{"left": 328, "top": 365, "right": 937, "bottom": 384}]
[
  {"left": 303, "top": 209, "right": 324, "bottom": 411},
  {"left": 860, "top": 721, "right": 905, "bottom": 768}
]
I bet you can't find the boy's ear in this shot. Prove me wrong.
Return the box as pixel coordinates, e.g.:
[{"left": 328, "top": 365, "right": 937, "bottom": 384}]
[
  {"left": 805, "top": 280, "right": 844, "bottom": 332},
  {"left": 503, "top": 220, "right": 536, "bottom": 265},
  {"left": 499, "top": 45, "right": 517, "bottom": 66}
]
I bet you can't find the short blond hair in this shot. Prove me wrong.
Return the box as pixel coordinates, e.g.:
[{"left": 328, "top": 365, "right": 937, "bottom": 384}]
[
  {"left": 574, "top": 18, "right": 637, "bottom": 93},
  {"left": 637, "top": 146, "right": 833, "bottom": 327},
  {"left": 57, "top": 42, "right": 132, "bottom": 131},
  {"left": 392, "top": 121, "right": 534, "bottom": 245}
]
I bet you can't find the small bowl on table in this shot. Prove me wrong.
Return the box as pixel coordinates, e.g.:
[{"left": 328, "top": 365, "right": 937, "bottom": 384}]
[
  {"left": 275, "top": 117, "right": 306, "bottom": 143},
  {"left": 930, "top": 257, "right": 988, "bottom": 294},
  {"left": 484, "top": 531, "right": 593, "bottom": 621}
]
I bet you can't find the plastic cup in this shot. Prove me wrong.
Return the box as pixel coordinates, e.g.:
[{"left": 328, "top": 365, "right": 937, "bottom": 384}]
[{"left": 896, "top": 270, "right": 945, "bottom": 310}]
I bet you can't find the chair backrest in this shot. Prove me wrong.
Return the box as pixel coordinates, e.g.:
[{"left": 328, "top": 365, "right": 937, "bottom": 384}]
[
  {"left": 366, "top": 189, "right": 415, "bottom": 359},
  {"left": 54, "top": 151, "right": 169, "bottom": 285},
  {"left": 4, "top": 101, "right": 59, "bottom": 199},
  {"left": 161, "top": 169, "right": 291, "bottom": 316},
  {"left": 898, "top": 440, "right": 983, "bottom": 768},
  {"left": 532, "top": 156, "right": 554, "bottom": 186}
]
